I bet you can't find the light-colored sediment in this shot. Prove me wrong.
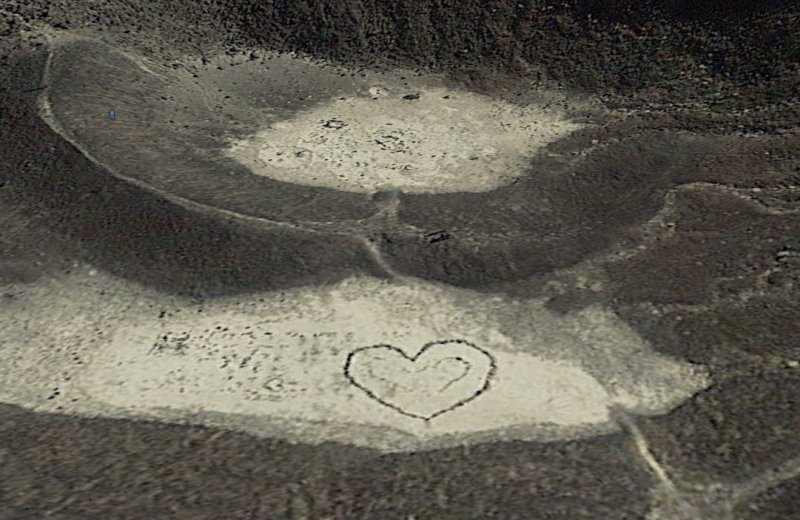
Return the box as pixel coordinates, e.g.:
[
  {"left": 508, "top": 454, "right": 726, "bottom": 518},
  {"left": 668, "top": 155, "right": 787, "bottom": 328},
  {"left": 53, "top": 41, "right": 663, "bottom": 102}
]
[
  {"left": 227, "top": 85, "right": 583, "bottom": 194},
  {"left": 0, "top": 267, "right": 709, "bottom": 452}
]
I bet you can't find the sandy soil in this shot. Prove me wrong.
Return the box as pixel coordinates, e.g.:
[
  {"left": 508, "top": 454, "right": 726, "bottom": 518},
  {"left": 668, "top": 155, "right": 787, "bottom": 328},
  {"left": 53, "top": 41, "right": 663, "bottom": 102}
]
[
  {"left": 0, "top": 268, "right": 708, "bottom": 452},
  {"left": 228, "top": 84, "right": 583, "bottom": 193}
]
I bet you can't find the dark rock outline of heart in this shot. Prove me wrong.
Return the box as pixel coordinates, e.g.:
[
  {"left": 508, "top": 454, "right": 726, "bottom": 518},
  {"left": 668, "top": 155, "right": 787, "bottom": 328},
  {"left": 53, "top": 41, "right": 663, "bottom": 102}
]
[{"left": 344, "top": 339, "right": 497, "bottom": 421}]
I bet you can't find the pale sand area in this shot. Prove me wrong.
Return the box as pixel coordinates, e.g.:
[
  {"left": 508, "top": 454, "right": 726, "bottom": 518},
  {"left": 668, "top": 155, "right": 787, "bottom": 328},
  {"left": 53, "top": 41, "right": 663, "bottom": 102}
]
[
  {"left": 226, "top": 85, "right": 583, "bottom": 194},
  {"left": 0, "top": 266, "right": 709, "bottom": 452}
]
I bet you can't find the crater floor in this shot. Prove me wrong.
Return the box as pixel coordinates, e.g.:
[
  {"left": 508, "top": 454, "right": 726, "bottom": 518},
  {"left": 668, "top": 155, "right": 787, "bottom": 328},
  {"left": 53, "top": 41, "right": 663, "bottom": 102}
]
[{"left": 227, "top": 85, "right": 582, "bottom": 193}]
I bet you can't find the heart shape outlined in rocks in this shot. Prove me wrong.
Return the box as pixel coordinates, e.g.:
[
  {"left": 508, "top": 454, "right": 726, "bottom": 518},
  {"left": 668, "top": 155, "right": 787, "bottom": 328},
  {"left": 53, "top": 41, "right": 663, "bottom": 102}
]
[{"left": 344, "top": 339, "right": 496, "bottom": 420}]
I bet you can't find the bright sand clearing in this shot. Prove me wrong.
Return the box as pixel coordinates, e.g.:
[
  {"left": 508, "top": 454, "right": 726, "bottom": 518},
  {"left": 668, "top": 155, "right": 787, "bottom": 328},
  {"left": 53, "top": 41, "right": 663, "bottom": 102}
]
[
  {"left": 0, "top": 269, "right": 709, "bottom": 452},
  {"left": 226, "top": 85, "right": 583, "bottom": 194}
]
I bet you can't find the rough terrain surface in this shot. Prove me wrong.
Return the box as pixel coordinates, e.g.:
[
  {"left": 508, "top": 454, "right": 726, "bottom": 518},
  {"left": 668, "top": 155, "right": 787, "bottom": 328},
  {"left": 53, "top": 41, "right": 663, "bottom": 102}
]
[{"left": 1, "top": 1, "right": 799, "bottom": 519}]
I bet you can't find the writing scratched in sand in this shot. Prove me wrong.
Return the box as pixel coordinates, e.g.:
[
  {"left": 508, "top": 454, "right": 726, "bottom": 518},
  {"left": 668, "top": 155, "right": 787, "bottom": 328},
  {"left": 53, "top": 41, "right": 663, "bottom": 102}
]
[
  {"left": 143, "top": 327, "right": 497, "bottom": 419},
  {"left": 145, "top": 327, "right": 356, "bottom": 402}
]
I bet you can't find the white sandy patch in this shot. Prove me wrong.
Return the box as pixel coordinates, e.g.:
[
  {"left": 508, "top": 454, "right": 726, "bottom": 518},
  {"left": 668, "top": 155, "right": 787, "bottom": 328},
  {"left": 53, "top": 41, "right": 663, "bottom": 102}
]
[
  {"left": 0, "top": 270, "right": 709, "bottom": 452},
  {"left": 226, "top": 86, "right": 583, "bottom": 194}
]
